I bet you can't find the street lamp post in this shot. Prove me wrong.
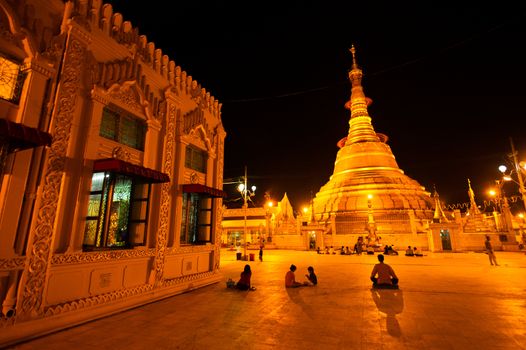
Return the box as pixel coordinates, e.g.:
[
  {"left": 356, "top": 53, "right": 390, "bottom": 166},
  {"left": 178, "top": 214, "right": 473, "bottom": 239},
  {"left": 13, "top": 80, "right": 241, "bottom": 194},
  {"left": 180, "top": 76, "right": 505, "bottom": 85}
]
[
  {"left": 237, "top": 166, "right": 256, "bottom": 260},
  {"left": 499, "top": 160, "right": 526, "bottom": 212},
  {"left": 509, "top": 138, "right": 526, "bottom": 211}
]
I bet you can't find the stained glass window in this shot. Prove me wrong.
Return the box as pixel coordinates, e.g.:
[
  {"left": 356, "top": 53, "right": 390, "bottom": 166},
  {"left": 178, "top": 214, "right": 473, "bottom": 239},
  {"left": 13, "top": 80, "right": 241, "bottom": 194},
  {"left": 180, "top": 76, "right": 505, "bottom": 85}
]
[
  {"left": 83, "top": 172, "right": 150, "bottom": 250},
  {"left": 0, "top": 55, "right": 24, "bottom": 103}
]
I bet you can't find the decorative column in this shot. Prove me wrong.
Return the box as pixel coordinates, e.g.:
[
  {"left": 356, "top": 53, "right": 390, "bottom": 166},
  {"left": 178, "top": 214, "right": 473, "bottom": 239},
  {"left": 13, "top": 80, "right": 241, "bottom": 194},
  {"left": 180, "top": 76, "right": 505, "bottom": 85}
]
[
  {"left": 153, "top": 92, "right": 179, "bottom": 286},
  {"left": 17, "top": 24, "right": 89, "bottom": 319}
]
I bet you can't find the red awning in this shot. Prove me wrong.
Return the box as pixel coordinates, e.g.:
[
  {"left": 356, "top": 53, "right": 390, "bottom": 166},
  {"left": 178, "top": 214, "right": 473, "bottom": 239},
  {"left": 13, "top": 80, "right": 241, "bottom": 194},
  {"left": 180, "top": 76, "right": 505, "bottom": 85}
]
[
  {"left": 93, "top": 158, "right": 170, "bottom": 183},
  {"left": 0, "top": 119, "right": 52, "bottom": 153},
  {"left": 182, "top": 184, "right": 227, "bottom": 198}
]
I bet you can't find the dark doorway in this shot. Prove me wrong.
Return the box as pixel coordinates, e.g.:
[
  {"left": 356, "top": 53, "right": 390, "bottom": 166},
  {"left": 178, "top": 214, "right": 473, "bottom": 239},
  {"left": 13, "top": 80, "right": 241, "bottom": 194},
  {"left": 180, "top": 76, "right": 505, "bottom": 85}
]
[
  {"left": 309, "top": 232, "right": 316, "bottom": 250},
  {"left": 440, "top": 229, "right": 452, "bottom": 251}
]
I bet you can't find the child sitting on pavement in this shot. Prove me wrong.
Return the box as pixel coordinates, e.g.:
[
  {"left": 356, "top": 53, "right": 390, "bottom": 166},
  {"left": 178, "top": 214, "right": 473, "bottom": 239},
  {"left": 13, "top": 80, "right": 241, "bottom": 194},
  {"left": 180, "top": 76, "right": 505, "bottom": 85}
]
[
  {"left": 285, "top": 264, "right": 308, "bottom": 288},
  {"left": 305, "top": 266, "right": 318, "bottom": 286}
]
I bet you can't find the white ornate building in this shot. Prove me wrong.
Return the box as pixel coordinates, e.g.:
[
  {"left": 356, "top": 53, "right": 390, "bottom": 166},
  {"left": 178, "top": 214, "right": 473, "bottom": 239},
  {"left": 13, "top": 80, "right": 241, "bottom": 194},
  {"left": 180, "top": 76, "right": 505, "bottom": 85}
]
[{"left": 0, "top": 0, "right": 225, "bottom": 346}]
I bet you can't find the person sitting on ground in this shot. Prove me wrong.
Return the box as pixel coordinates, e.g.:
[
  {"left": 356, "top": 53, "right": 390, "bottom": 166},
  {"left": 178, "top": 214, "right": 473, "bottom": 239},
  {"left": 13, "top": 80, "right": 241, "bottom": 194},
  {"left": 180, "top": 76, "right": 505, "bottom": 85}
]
[
  {"left": 236, "top": 264, "right": 254, "bottom": 291},
  {"left": 340, "top": 246, "right": 345, "bottom": 255},
  {"left": 345, "top": 246, "right": 351, "bottom": 255},
  {"left": 370, "top": 254, "right": 399, "bottom": 287},
  {"left": 414, "top": 247, "right": 423, "bottom": 257},
  {"left": 316, "top": 247, "right": 321, "bottom": 254},
  {"left": 387, "top": 245, "right": 399, "bottom": 255},
  {"left": 383, "top": 245, "right": 390, "bottom": 255},
  {"left": 366, "top": 245, "right": 375, "bottom": 255},
  {"left": 325, "top": 246, "right": 330, "bottom": 254},
  {"left": 405, "top": 246, "right": 414, "bottom": 256},
  {"left": 285, "top": 264, "right": 307, "bottom": 288},
  {"left": 305, "top": 266, "right": 318, "bottom": 286}
]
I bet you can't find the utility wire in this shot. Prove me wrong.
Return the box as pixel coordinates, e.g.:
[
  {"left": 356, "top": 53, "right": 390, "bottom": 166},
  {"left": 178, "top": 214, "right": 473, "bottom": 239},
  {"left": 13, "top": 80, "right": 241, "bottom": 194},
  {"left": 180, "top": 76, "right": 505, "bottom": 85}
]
[{"left": 223, "top": 12, "right": 525, "bottom": 104}]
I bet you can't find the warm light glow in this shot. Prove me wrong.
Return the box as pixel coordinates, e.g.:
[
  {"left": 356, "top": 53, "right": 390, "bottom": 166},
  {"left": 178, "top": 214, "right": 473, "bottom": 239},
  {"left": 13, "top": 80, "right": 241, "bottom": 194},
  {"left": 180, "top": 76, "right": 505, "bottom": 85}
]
[
  {"left": 267, "top": 201, "right": 273, "bottom": 208},
  {"left": 503, "top": 175, "right": 512, "bottom": 181},
  {"left": 303, "top": 207, "right": 309, "bottom": 213},
  {"left": 488, "top": 189, "right": 496, "bottom": 197},
  {"left": 519, "top": 213, "right": 524, "bottom": 218},
  {"left": 367, "top": 194, "right": 373, "bottom": 199},
  {"left": 498, "top": 165, "right": 507, "bottom": 173},
  {"left": 520, "top": 161, "right": 526, "bottom": 170},
  {"left": 0, "top": 56, "right": 20, "bottom": 101},
  {"left": 251, "top": 185, "right": 256, "bottom": 192},
  {"left": 237, "top": 183, "right": 245, "bottom": 192}
]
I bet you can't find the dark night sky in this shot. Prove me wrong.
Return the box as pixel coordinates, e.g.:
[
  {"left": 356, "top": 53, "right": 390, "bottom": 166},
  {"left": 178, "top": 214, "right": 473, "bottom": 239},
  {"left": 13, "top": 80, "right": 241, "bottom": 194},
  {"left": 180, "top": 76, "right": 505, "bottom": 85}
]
[{"left": 108, "top": 1, "right": 526, "bottom": 211}]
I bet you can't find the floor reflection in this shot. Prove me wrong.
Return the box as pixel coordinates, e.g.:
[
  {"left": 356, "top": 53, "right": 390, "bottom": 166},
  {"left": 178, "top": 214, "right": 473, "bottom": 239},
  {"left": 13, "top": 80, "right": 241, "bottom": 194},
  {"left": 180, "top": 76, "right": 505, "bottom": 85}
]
[{"left": 371, "top": 288, "right": 404, "bottom": 337}]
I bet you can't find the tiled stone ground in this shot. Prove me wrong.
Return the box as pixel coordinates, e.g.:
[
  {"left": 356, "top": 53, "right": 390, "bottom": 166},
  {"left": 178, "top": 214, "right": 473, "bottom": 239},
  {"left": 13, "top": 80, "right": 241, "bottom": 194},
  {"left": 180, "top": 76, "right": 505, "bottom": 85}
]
[{"left": 8, "top": 249, "right": 526, "bottom": 350}]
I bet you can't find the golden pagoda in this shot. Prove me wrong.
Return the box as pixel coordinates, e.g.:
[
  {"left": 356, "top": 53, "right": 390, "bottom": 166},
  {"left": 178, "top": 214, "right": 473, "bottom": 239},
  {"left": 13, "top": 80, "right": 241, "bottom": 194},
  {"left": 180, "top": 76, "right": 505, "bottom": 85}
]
[{"left": 313, "top": 46, "right": 434, "bottom": 242}]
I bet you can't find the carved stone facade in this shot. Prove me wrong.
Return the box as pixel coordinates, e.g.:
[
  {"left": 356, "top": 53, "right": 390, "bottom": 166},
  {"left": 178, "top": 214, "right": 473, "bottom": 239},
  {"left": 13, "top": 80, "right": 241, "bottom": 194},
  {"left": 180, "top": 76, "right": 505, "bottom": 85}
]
[{"left": 0, "top": 0, "right": 225, "bottom": 346}]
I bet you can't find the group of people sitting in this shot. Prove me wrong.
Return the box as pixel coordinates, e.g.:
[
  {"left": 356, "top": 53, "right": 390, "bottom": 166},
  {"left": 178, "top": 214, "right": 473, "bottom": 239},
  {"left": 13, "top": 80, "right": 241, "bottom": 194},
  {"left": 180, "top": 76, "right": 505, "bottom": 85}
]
[
  {"left": 233, "top": 264, "right": 318, "bottom": 291},
  {"left": 285, "top": 264, "right": 318, "bottom": 287},
  {"left": 383, "top": 245, "right": 398, "bottom": 255},
  {"left": 316, "top": 244, "right": 402, "bottom": 256},
  {"left": 232, "top": 253, "right": 401, "bottom": 291},
  {"left": 404, "top": 246, "right": 423, "bottom": 257}
]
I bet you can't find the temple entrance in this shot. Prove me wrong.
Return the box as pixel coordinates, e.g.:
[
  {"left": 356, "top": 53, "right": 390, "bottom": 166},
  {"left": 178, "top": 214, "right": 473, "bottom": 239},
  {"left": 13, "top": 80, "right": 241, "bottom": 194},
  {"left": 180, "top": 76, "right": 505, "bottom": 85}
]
[
  {"left": 309, "top": 231, "right": 316, "bottom": 250},
  {"left": 440, "top": 229, "right": 452, "bottom": 251},
  {"left": 227, "top": 231, "right": 243, "bottom": 248}
]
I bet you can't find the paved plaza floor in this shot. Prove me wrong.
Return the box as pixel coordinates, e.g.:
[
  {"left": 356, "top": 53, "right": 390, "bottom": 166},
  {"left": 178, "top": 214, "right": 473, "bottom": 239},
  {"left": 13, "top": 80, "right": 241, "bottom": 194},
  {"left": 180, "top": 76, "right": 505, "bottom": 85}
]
[{"left": 6, "top": 249, "right": 526, "bottom": 350}]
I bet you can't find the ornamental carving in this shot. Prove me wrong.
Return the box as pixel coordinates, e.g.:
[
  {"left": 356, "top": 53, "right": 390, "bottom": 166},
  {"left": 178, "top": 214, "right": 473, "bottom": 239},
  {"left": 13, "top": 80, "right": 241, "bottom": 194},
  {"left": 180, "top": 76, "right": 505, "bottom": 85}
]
[
  {"left": 165, "top": 245, "right": 212, "bottom": 255},
  {"left": 0, "top": 257, "right": 26, "bottom": 271},
  {"left": 51, "top": 248, "right": 156, "bottom": 265},
  {"left": 182, "top": 108, "right": 211, "bottom": 138},
  {"left": 19, "top": 37, "right": 85, "bottom": 317},
  {"left": 111, "top": 146, "right": 131, "bottom": 162},
  {"left": 109, "top": 83, "right": 145, "bottom": 115},
  {"left": 44, "top": 284, "right": 153, "bottom": 317},
  {"left": 41, "top": 34, "right": 67, "bottom": 63},
  {"left": 214, "top": 137, "right": 225, "bottom": 270},
  {"left": 162, "top": 271, "right": 216, "bottom": 287},
  {"left": 154, "top": 102, "right": 176, "bottom": 285},
  {"left": 190, "top": 172, "right": 198, "bottom": 184}
]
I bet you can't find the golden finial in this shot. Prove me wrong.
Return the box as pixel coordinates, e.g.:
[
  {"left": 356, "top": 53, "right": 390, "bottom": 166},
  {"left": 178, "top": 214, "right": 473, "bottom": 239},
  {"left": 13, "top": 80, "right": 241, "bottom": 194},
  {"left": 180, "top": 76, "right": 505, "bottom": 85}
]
[
  {"left": 349, "top": 44, "right": 358, "bottom": 68},
  {"left": 468, "top": 178, "right": 474, "bottom": 192}
]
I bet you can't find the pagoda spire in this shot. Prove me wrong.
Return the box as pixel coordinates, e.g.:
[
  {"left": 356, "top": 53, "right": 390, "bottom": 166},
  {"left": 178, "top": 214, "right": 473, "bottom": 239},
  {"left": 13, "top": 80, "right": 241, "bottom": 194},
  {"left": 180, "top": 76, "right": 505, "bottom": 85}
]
[
  {"left": 467, "top": 178, "right": 480, "bottom": 215},
  {"left": 345, "top": 45, "right": 379, "bottom": 144},
  {"left": 433, "top": 186, "right": 449, "bottom": 223}
]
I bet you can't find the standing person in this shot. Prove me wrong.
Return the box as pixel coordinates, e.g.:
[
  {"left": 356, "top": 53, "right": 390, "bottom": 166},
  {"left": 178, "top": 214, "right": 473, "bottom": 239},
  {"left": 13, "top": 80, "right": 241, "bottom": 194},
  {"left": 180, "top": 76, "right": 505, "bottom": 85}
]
[
  {"left": 484, "top": 235, "right": 499, "bottom": 266},
  {"left": 236, "top": 264, "right": 253, "bottom": 290},
  {"left": 259, "top": 246, "right": 263, "bottom": 262},
  {"left": 305, "top": 266, "right": 318, "bottom": 286},
  {"left": 370, "top": 254, "right": 399, "bottom": 287},
  {"left": 285, "top": 264, "right": 306, "bottom": 288}
]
